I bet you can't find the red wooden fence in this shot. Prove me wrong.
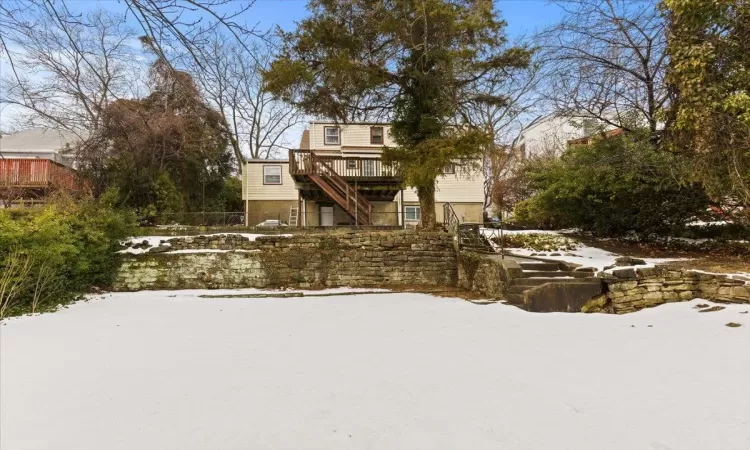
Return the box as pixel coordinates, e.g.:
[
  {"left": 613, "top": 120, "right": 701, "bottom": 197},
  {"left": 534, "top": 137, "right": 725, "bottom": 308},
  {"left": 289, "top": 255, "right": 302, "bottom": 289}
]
[{"left": 0, "top": 158, "right": 79, "bottom": 190}]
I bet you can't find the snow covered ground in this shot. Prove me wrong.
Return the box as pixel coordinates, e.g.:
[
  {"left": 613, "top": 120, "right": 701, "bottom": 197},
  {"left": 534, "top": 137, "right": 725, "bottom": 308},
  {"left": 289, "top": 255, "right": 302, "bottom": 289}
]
[
  {"left": 2, "top": 290, "right": 749, "bottom": 450},
  {"left": 481, "top": 228, "right": 684, "bottom": 271}
]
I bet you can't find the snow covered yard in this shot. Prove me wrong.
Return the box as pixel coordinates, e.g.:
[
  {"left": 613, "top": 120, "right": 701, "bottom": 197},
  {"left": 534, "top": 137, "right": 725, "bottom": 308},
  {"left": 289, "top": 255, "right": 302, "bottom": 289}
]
[{"left": 2, "top": 290, "right": 749, "bottom": 450}]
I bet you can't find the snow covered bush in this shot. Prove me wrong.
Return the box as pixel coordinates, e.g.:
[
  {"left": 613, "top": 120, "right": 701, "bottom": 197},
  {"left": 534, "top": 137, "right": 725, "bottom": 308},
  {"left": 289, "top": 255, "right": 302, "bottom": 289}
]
[
  {"left": 0, "top": 195, "right": 135, "bottom": 318},
  {"left": 513, "top": 131, "right": 710, "bottom": 237}
]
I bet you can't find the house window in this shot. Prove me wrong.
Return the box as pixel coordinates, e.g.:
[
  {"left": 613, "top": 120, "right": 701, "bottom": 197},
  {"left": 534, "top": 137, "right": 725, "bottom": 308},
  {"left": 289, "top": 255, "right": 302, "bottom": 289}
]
[
  {"left": 442, "top": 163, "right": 455, "bottom": 174},
  {"left": 405, "top": 205, "right": 421, "bottom": 222},
  {"left": 324, "top": 126, "right": 340, "bottom": 145},
  {"left": 370, "top": 126, "right": 384, "bottom": 145},
  {"left": 263, "top": 165, "right": 282, "bottom": 185},
  {"left": 347, "top": 159, "right": 358, "bottom": 169}
]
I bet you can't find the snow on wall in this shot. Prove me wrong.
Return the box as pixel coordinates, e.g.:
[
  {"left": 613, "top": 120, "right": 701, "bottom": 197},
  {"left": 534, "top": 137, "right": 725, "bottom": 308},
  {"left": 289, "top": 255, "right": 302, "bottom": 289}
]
[{"left": 114, "top": 231, "right": 457, "bottom": 291}]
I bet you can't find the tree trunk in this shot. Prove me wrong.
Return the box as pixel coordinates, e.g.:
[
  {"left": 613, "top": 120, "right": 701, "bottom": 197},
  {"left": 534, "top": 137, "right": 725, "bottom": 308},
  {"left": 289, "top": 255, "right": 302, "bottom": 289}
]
[{"left": 417, "top": 183, "right": 437, "bottom": 230}]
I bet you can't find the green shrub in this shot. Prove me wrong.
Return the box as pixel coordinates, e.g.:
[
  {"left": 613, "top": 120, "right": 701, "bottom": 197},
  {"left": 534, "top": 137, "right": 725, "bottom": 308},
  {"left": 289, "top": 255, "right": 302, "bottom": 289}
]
[
  {"left": 513, "top": 132, "right": 709, "bottom": 237},
  {"left": 0, "top": 196, "right": 135, "bottom": 318}
]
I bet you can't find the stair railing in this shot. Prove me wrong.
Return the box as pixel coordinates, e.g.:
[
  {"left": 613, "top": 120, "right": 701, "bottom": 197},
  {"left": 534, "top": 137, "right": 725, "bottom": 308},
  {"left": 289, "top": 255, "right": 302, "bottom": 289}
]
[
  {"left": 309, "top": 152, "right": 373, "bottom": 225},
  {"left": 443, "top": 202, "right": 460, "bottom": 236}
]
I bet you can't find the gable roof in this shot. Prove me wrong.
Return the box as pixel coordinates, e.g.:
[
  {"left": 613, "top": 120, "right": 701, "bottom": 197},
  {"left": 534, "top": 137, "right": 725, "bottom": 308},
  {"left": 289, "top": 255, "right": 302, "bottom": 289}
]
[{"left": 0, "top": 128, "right": 84, "bottom": 153}]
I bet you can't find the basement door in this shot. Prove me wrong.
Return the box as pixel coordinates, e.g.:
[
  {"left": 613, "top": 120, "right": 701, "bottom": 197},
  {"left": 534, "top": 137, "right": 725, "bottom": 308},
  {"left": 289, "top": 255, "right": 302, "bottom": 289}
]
[{"left": 320, "top": 206, "right": 334, "bottom": 227}]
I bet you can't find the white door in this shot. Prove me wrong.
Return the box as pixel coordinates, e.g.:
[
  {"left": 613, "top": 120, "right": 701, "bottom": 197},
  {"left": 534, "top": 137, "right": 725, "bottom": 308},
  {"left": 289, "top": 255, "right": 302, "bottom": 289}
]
[{"left": 320, "top": 206, "right": 334, "bottom": 227}]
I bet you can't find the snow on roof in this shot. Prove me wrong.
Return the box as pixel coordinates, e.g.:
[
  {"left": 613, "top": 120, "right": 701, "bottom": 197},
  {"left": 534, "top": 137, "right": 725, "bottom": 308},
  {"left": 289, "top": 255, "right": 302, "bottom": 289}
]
[{"left": 0, "top": 128, "right": 86, "bottom": 153}]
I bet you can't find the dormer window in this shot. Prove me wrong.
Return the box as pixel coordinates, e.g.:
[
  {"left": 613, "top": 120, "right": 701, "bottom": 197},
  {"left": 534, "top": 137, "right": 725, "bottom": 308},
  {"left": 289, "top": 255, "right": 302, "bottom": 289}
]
[
  {"left": 324, "top": 126, "right": 340, "bottom": 145},
  {"left": 370, "top": 126, "right": 384, "bottom": 145}
]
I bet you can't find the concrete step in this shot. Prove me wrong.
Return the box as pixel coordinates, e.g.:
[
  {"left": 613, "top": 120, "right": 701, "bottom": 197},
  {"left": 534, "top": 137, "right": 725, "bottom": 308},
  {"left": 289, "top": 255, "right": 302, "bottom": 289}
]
[
  {"left": 523, "top": 281, "right": 604, "bottom": 313},
  {"left": 522, "top": 271, "right": 598, "bottom": 279},
  {"left": 506, "top": 285, "right": 529, "bottom": 294},
  {"left": 503, "top": 293, "right": 524, "bottom": 305},
  {"left": 521, "top": 270, "right": 576, "bottom": 278},
  {"left": 519, "top": 262, "right": 560, "bottom": 271},
  {"left": 512, "top": 277, "right": 600, "bottom": 287}
]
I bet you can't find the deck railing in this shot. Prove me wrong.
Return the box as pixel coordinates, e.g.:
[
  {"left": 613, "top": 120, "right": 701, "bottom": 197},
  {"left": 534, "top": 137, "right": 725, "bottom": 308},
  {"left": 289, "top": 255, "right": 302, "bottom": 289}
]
[
  {"left": 289, "top": 149, "right": 400, "bottom": 179},
  {"left": 0, "top": 158, "right": 78, "bottom": 190}
]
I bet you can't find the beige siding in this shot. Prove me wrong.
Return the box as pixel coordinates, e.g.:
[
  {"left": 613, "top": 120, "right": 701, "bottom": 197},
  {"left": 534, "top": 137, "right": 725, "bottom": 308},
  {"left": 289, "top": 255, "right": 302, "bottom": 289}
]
[
  {"left": 402, "top": 201, "right": 483, "bottom": 224},
  {"left": 243, "top": 162, "right": 298, "bottom": 201},
  {"left": 402, "top": 167, "right": 485, "bottom": 204},
  {"left": 309, "top": 123, "right": 396, "bottom": 151}
]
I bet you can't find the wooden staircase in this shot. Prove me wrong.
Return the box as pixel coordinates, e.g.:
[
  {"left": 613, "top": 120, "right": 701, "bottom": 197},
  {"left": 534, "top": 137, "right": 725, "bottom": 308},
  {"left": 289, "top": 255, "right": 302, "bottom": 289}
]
[{"left": 307, "top": 152, "right": 373, "bottom": 225}]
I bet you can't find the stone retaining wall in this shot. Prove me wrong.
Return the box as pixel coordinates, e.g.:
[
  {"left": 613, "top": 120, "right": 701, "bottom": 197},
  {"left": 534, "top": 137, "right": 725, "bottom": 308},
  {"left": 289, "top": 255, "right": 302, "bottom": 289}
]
[
  {"left": 115, "top": 231, "right": 457, "bottom": 291},
  {"left": 599, "top": 266, "right": 750, "bottom": 314},
  {"left": 456, "top": 253, "right": 513, "bottom": 299}
]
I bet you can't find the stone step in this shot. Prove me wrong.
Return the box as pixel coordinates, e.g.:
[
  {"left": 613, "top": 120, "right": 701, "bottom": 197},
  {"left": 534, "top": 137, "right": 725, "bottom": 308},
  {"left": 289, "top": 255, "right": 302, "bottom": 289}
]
[
  {"left": 519, "top": 262, "right": 560, "bottom": 271},
  {"left": 506, "top": 285, "right": 529, "bottom": 294},
  {"left": 503, "top": 293, "right": 524, "bottom": 305},
  {"left": 512, "top": 277, "right": 600, "bottom": 287},
  {"left": 520, "top": 270, "right": 576, "bottom": 278}
]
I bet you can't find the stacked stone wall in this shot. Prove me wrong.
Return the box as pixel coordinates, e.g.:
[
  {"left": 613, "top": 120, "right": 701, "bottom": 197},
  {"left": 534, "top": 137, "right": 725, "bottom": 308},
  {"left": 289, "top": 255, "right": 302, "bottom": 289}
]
[
  {"left": 115, "top": 231, "right": 456, "bottom": 291},
  {"left": 602, "top": 266, "right": 750, "bottom": 314}
]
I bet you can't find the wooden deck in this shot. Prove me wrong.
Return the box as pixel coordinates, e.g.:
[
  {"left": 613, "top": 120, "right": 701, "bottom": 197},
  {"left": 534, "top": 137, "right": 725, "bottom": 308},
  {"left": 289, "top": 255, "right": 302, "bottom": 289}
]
[
  {"left": 289, "top": 150, "right": 401, "bottom": 182},
  {"left": 0, "top": 158, "right": 79, "bottom": 190}
]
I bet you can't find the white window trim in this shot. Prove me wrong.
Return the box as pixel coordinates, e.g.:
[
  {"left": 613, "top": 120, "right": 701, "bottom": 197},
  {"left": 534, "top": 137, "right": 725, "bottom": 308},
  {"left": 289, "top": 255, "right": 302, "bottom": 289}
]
[
  {"left": 324, "top": 126, "right": 340, "bottom": 145},
  {"left": 405, "top": 205, "right": 421, "bottom": 222},
  {"left": 263, "top": 165, "right": 282, "bottom": 185},
  {"left": 370, "top": 126, "right": 384, "bottom": 145}
]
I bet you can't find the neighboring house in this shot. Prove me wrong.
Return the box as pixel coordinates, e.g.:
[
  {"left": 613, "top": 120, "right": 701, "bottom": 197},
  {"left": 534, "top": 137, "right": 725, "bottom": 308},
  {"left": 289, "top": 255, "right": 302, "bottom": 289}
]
[
  {"left": 0, "top": 128, "right": 79, "bottom": 167},
  {"left": 242, "top": 121, "right": 485, "bottom": 227},
  {"left": 0, "top": 128, "right": 82, "bottom": 206},
  {"left": 567, "top": 127, "right": 626, "bottom": 147},
  {"left": 516, "top": 114, "right": 611, "bottom": 157}
]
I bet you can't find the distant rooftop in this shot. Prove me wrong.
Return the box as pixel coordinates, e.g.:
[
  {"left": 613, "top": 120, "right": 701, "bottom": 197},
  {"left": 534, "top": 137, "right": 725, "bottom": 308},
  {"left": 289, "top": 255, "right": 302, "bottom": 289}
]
[{"left": 0, "top": 128, "right": 85, "bottom": 153}]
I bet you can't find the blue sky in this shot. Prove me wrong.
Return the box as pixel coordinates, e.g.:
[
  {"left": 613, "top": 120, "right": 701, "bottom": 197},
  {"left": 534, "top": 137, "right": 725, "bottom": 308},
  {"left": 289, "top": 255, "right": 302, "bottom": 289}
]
[
  {"left": 1, "top": 0, "right": 563, "bottom": 135},
  {"left": 252, "top": 0, "right": 562, "bottom": 36},
  {"left": 66, "top": 0, "right": 563, "bottom": 39}
]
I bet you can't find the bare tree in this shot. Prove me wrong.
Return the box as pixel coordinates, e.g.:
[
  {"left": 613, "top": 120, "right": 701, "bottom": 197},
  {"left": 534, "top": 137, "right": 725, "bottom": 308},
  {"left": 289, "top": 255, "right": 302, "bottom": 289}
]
[
  {"left": 187, "top": 34, "right": 303, "bottom": 163},
  {"left": 1, "top": 8, "right": 139, "bottom": 137},
  {"left": 538, "top": 0, "right": 669, "bottom": 138},
  {"left": 460, "top": 49, "right": 548, "bottom": 212},
  {"left": 1, "top": 0, "right": 262, "bottom": 71}
]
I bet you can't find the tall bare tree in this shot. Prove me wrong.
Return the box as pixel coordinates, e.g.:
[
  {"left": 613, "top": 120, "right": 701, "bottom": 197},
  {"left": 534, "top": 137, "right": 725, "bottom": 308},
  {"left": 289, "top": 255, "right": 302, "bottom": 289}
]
[
  {"left": 1, "top": 9, "right": 139, "bottom": 136},
  {"left": 187, "top": 34, "right": 303, "bottom": 164},
  {"left": 539, "top": 0, "right": 669, "bottom": 138},
  {"left": 460, "top": 51, "right": 547, "bottom": 211}
]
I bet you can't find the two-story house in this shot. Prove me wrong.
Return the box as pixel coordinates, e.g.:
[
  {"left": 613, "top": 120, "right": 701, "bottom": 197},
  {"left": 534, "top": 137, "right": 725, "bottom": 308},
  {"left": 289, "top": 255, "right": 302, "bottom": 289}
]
[{"left": 242, "top": 122, "right": 485, "bottom": 227}]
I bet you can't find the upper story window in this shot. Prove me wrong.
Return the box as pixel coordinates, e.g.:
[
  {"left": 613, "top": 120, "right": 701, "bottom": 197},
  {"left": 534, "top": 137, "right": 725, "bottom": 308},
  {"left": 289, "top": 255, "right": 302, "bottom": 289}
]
[
  {"left": 324, "top": 126, "right": 340, "bottom": 145},
  {"left": 370, "top": 126, "right": 384, "bottom": 145},
  {"left": 442, "top": 163, "right": 455, "bottom": 174},
  {"left": 263, "top": 165, "right": 282, "bottom": 185}
]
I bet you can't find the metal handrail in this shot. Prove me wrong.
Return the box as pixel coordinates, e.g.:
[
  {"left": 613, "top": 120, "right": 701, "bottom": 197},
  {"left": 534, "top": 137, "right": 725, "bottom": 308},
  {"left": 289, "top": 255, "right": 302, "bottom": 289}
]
[{"left": 443, "top": 202, "right": 460, "bottom": 236}]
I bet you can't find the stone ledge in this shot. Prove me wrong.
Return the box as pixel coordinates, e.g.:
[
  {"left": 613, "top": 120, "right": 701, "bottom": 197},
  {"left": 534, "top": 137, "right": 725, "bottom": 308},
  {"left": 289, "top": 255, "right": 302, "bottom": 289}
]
[{"left": 602, "top": 265, "right": 750, "bottom": 313}]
